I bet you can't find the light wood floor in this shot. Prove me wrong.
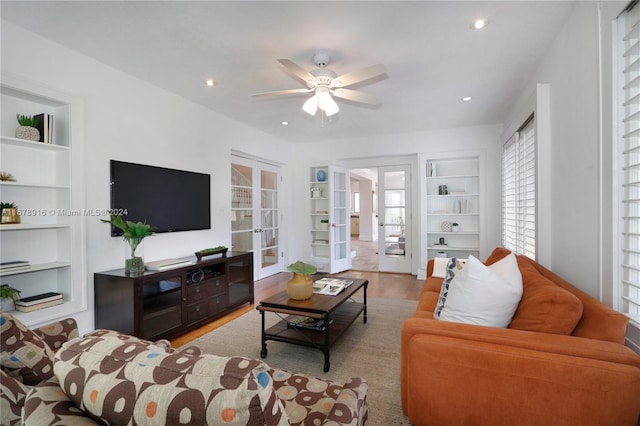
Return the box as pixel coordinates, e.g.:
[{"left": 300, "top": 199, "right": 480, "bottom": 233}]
[{"left": 171, "top": 270, "right": 423, "bottom": 348}]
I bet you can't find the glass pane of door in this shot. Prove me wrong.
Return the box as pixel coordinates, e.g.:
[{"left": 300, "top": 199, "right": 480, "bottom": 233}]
[
  {"left": 260, "top": 169, "right": 278, "bottom": 269},
  {"left": 378, "top": 165, "right": 411, "bottom": 273},
  {"left": 330, "top": 166, "right": 352, "bottom": 272},
  {"left": 231, "top": 163, "right": 254, "bottom": 252}
]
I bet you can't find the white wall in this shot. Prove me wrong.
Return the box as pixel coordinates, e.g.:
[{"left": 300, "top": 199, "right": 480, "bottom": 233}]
[
  {"left": 289, "top": 124, "right": 504, "bottom": 276},
  {"left": 1, "top": 21, "right": 295, "bottom": 333},
  {"left": 505, "top": 1, "right": 626, "bottom": 300}
]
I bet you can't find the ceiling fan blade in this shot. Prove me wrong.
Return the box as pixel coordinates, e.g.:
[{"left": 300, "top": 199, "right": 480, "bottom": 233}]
[
  {"left": 331, "top": 88, "right": 381, "bottom": 105},
  {"left": 251, "top": 88, "right": 313, "bottom": 97},
  {"left": 277, "top": 59, "right": 318, "bottom": 87},
  {"left": 330, "top": 64, "right": 387, "bottom": 88}
]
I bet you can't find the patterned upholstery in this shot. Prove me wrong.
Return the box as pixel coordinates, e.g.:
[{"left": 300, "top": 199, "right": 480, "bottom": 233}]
[
  {"left": 22, "top": 331, "right": 369, "bottom": 426},
  {"left": 271, "top": 368, "right": 368, "bottom": 426},
  {"left": 0, "top": 313, "right": 79, "bottom": 426}
]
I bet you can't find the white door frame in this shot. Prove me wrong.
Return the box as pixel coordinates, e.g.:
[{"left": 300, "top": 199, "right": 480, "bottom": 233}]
[{"left": 231, "top": 155, "right": 283, "bottom": 279}]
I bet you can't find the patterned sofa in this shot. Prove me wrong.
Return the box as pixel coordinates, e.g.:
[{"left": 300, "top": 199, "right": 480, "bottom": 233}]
[{"left": 0, "top": 313, "right": 368, "bottom": 425}]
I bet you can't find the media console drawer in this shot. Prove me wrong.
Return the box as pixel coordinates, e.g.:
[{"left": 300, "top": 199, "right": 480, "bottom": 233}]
[{"left": 186, "top": 276, "right": 227, "bottom": 303}]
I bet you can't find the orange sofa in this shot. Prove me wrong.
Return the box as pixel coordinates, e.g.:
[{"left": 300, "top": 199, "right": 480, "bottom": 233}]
[{"left": 401, "top": 247, "right": 640, "bottom": 425}]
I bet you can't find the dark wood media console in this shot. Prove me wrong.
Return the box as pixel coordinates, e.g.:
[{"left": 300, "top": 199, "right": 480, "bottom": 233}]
[{"left": 94, "top": 251, "right": 253, "bottom": 340}]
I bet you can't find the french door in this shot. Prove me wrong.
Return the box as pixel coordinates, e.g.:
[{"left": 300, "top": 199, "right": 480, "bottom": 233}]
[
  {"left": 231, "top": 156, "right": 282, "bottom": 279},
  {"left": 377, "top": 165, "right": 412, "bottom": 272}
]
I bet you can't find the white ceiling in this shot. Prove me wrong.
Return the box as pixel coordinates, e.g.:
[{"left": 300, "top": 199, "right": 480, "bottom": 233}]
[{"left": 1, "top": 1, "right": 576, "bottom": 143}]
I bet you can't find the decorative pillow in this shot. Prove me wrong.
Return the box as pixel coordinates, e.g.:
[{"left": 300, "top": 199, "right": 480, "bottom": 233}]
[
  {"left": 508, "top": 258, "right": 583, "bottom": 335},
  {"left": 439, "top": 253, "right": 523, "bottom": 327},
  {"left": 54, "top": 335, "right": 289, "bottom": 425},
  {"left": 432, "top": 257, "right": 451, "bottom": 278},
  {"left": 433, "top": 258, "right": 466, "bottom": 319},
  {"left": 0, "top": 313, "right": 56, "bottom": 385}
]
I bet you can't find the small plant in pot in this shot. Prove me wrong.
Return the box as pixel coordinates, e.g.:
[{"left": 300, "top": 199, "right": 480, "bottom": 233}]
[
  {"left": 452, "top": 222, "right": 460, "bottom": 232},
  {"left": 0, "top": 283, "right": 21, "bottom": 311},
  {"left": 286, "top": 261, "right": 318, "bottom": 300},
  {"left": 1, "top": 202, "right": 20, "bottom": 224},
  {"left": 320, "top": 219, "right": 330, "bottom": 230},
  {"left": 101, "top": 215, "right": 154, "bottom": 274},
  {"left": 15, "top": 114, "right": 41, "bottom": 141}
]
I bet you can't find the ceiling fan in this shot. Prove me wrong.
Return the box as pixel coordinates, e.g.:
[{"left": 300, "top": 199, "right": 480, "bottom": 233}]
[{"left": 251, "top": 53, "right": 387, "bottom": 117}]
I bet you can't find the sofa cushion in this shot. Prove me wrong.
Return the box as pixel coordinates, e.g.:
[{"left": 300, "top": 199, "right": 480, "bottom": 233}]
[
  {"left": 54, "top": 334, "right": 289, "bottom": 426},
  {"left": 433, "top": 258, "right": 465, "bottom": 319},
  {"left": 0, "top": 313, "right": 56, "bottom": 385},
  {"left": 439, "top": 253, "right": 523, "bottom": 328},
  {"left": 508, "top": 258, "right": 583, "bottom": 335}
]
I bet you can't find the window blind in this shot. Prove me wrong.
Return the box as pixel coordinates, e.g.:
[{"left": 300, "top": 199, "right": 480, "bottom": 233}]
[
  {"left": 619, "top": 1, "right": 640, "bottom": 325},
  {"left": 502, "top": 115, "right": 536, "bottom": 260}
]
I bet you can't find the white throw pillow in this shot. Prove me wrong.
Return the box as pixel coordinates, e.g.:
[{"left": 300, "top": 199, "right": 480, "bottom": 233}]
[
  {"left": 439, "top": 253, "right": 523, "bottom": 328},
  {"left": 432, "top": 257, "right": 452, "bottom": 278}
]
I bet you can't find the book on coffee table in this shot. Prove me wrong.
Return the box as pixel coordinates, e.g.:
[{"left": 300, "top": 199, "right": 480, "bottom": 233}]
[{"left": 313, "top": 278, "right": 354, "bottom": 296}]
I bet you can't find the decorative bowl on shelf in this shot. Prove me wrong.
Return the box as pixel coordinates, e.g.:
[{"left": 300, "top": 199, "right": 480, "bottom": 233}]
[{"left": 195, "top": 246, "right": 228, "bottom": 261}]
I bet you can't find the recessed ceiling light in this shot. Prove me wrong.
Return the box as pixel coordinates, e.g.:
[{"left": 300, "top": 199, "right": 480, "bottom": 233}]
[
  {"left": 471, "top": 18, "right": 488, "bottom": 30},
  {"left": 205, "top": 79, "right": 215, "bottom": 87},
  {"left": 281, "top": 121, "right": 289, "bottom": 126},
  {"left": 462, "top": 96, "right": 472, "bottom": 102}
]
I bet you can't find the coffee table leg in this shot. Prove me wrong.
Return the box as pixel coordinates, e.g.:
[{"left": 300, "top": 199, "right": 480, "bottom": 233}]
[
  {"left": 260, "top": 310, "right": 268, "bottom": 358},
  {"left": 323, "top": 323, "right": 330, "bottom": 372},
  {"left": 363, "top": 281, "right": 368, "bottom": 324}
]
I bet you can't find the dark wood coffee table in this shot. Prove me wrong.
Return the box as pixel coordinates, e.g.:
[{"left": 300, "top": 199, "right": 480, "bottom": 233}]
[{"left": 256, "top": 278, "right": 368, "bottom": 372}]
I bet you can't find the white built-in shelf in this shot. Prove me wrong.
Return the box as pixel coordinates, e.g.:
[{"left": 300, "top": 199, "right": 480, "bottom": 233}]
[
  {"left": 0, "top": 182, "right": 70, "bottom": 190},
  {"left": 1, "top": 136, "right": 69, "bottom": 151},
  {"left": 0, "top": 261, "right": 71, "bottom": 277},
  {"left": 0, "top": 224, "right": 70, "bottom": 231}
]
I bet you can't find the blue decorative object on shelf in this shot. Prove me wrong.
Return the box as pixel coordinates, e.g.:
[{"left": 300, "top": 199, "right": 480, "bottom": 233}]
[{"left": 316, "top": 169, "right": 327, "bottom": 182}]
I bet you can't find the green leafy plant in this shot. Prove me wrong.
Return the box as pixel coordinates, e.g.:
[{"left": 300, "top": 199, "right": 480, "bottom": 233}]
[
  {"left": 0, "top": 283, "right": 21, "bottom": 303},
  {"left": 287, "top": 261, "right": 317, "bottom": 275},
  {"left": 320, "top": 219, "right": 329, "bottom": 224},
  {"left": 101, "top": 215, "right": 154, "bottom": 257},
  {"left": 16, "top": 114, "right": 40, "bottom": 127},
  {"left": 1, "top": 202, "right": 17, "bottom": 210}
]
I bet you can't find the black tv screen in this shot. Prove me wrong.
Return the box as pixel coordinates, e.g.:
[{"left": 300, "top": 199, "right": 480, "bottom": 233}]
[{"left": 110, "top": 160, "right": 211, "bottom": 236}]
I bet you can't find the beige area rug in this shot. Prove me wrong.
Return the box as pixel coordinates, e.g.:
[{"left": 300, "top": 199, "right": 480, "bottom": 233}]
[{"left": 189, "top": 297, "right": 417, "bottom": 426}]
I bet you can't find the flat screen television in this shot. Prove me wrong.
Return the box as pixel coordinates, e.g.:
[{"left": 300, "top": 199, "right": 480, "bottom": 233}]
[{"left": 109, "top": 160, "right": 211, "bottom": 236}]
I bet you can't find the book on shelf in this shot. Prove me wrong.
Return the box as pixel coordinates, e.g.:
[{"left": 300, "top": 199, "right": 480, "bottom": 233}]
[
  {"left": 313, "top": 278, "right": 354, "bottom": 296},
  {"left": 286, "top": 315, "right": 333, "bottom": 331},
  {"left": 15, "top": 297, "right": 63, "bottom": 312},
  {"left": 0, "top": 261, "right": 30, "bottom": 272},
  {"left": 34, "top": 113, "right": 54, "bottom": 144},
  {"left": 16, "top": 292, "right": 63, "bottom": 306}
]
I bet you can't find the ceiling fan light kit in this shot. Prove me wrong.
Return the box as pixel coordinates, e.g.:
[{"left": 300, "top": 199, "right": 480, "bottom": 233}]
[{"left": 252, "top": 53, "right": 387, "bottom": 118}]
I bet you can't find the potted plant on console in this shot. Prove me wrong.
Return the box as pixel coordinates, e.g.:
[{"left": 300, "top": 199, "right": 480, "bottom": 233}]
[{"left": 101, "top": 215, "right": 154, "bottom": 275}]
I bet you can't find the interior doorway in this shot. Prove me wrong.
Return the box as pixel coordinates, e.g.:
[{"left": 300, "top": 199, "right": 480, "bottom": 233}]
[{"left": 347, "top": 156, "right": 415, "bottom": 274}]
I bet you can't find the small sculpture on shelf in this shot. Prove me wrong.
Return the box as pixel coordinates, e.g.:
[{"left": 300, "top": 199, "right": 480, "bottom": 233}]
[{"left": 0, "top": 172, "right": 16, "bottom": 182}]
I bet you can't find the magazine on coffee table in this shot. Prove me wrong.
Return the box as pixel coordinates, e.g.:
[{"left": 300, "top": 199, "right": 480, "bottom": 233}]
[
  {"left": 313, "top": 278, "right": 354, "bottom": 296},
  {"left": 286, "top": 315, "right": 333, "bottom": 331}
]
